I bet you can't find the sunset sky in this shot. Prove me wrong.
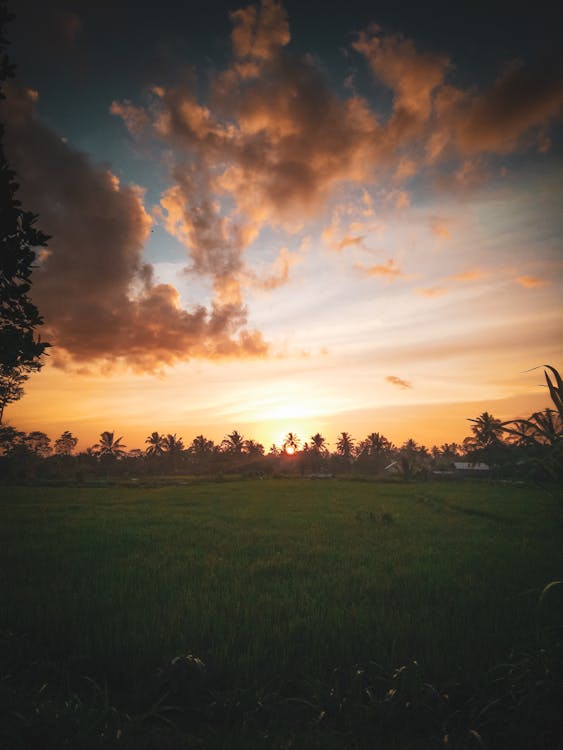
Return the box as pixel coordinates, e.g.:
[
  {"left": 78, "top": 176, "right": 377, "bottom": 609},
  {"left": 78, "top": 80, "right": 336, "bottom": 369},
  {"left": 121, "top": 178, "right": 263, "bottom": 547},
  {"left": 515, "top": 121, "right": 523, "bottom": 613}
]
[{"left": 3, "top": 0, "right": 562, "bottom": 451}]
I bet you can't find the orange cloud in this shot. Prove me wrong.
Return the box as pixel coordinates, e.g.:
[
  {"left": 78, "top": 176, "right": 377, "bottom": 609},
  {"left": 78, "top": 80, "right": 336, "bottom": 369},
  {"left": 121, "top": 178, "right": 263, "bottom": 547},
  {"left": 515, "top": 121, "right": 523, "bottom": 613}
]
[
  {"left": 230, "top": 0, "right": 290, "bottom": 63},
  {"left": 107, "top": 2, "right": 563, "bottom": 306},
  {"left": 448, "top": 269, "right": 484, "bottom": 282},
  {"left": 109, "top": 100, "right": 150, "bottom": 137},
  {"left": 430, "top": 217, "right": 451, "bottom": 239},
  {"left": 1, "top": 86, "right": 268, "bottom": 371},
  {"left": 385, "top": 375, "right": 412, "bottom": 389},
  {"left": 337, "top": 235, "right": 364, "bottom": 252},
  {"left": 516, "top": 275, "right": 550, "bottom": 288},
  {"left": 353, "top": 26, "right": 449, "bottom": 125},
  {"left": 246, "top": 247, "right": 302, "bottom": 291},
  {"left": 358, "top": 259, "right": 405, "bottom": 280},
  {"left": 417, "top": 286, "right": 448, "bottom": 297}
]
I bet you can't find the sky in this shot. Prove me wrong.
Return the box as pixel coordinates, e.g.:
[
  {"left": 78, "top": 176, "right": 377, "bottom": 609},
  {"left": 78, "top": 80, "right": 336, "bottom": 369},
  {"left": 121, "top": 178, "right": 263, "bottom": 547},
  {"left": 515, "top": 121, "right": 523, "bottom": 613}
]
[{"left": 2, "top": 0, "right": 562, "bottom": 451}]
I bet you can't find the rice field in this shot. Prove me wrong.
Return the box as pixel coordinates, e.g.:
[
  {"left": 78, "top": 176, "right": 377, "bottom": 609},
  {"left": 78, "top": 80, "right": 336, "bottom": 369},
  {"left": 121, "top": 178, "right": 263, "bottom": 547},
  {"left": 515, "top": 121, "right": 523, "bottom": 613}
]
[{"left": 1, "top": 478, "right": 561, "bottom": 747}]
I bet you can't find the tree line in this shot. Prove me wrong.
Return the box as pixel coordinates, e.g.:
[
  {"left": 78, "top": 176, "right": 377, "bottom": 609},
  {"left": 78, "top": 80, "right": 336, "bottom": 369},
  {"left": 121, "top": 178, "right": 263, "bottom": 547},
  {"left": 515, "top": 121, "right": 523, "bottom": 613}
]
[{"left": 1, "top": 373, "right": 561, "bottom": 481}]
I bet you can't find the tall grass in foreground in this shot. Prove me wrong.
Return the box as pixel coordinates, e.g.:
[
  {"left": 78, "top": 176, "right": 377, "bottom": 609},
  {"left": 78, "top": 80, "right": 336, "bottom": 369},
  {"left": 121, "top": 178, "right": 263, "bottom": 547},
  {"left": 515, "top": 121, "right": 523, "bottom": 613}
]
[{"left": 0, "top": 479, "right": 561, "bottom": 747}]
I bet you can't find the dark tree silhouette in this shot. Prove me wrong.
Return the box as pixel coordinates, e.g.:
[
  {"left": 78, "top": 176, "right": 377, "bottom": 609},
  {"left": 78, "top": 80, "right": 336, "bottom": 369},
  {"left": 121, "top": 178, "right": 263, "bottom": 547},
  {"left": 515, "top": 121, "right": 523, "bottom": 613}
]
[
  {"left": 0, "top": 5, "right": 50, "bottom": 421},
  {"left": 0, "top": 366, "right": 24, "bottom": 422},
  {"left": 336, "top": 431, "right": 354, "bottom": 459},
  {"left": 222, "top": 430, "right": 245, "bottom": 454},
  {"left": 163, "top": 433, "right": 184, "bottom": 453},
  {"left": 243, "top": 439, "right": 265, "bottom": 456},
  {"left": 24, "top": 430, "right": 51, "bottom": 457},
  {"left": 145, "top": 431, "right": 166, "bottom": 456},
  {"left": 54, "top": 430, "right": 78, "bottom": 455},
  {"left": 94, "top": 431, "right": 126, "bottom": 458},
  {"left": 282, "top": 432, "right": 300, "bottom": 454},
  {"left": 310, "top": 432, "right": 328, "bottom": 455},
  {"left": 465, "top": 412, "right": 505, "bottom": 452},
  {"left": 191, "top": 435, "right": 215, "bottom": 455}
]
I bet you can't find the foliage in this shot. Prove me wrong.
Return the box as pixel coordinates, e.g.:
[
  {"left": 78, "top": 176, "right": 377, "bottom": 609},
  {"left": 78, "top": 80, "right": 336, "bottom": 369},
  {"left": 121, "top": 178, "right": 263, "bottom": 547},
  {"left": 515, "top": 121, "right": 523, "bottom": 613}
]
[
  {"left": 0, "top": 4, "right": 50, "bottom": 421},
  {"left": 93, "top": 431, "right": 126, "bottom": 459},
  {"left": 144, "top": 431, "right": 166, "bottom": 456},
  {"left": 53, "top": 430, "right": 78, "bottom": 455}
]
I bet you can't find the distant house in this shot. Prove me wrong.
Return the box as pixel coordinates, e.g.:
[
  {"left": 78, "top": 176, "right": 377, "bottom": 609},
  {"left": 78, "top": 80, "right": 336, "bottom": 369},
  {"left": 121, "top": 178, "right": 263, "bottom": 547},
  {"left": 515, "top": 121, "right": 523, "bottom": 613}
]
[
  {"left": 453, "top": 461, "right": 490, "bottom": 478},
  {"left": 383, "top": 461, "right": 401, "bottom": 475}
]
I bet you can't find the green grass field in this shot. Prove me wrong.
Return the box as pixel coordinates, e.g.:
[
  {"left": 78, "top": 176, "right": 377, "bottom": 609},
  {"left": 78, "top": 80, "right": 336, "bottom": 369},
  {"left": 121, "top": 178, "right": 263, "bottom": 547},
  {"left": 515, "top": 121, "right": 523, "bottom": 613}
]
[{"left": 1, "top": 479, "right": 561, "bottom": 748}]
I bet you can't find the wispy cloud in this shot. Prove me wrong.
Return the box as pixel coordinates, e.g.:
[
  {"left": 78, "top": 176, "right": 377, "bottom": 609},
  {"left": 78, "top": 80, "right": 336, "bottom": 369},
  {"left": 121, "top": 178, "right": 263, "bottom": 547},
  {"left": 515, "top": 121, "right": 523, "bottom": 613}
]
[
  {"left": 385, "top": 375, "right": 412, "bottom": 389},
  {"left": 357, "top": 259, "right": 405, "bottom": 280},
  {"left": 448, "top": 269, "right": 484, "bottom": 282},
  {"left": 416, "top": 286, "right": 448, "bottom": 297},
  {"left": 516, "top": 275, "right": 550, "bottom": 288}
]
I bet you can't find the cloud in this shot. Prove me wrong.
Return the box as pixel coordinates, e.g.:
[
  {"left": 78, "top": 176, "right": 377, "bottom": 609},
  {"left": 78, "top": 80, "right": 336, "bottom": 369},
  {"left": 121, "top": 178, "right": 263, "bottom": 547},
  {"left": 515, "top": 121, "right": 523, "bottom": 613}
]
[
  {"left": 337, "top": 235, "right": 365, "bottom": 252},
  {"left": 455, "top": 61, "right": 563, "bottom": 155},
  {"left": 430, "top": 217, "right": 451, "bottom": 239},
  {"left": 358, "top": 259, "right": 405, "bottom": 280},
  {"left": 385, "top": 375, "right": 412, "bottom": 389},
  {"left": 112, "top": 1, "right": 383, "bottom": 302},
  {"left": 448, "top": 269, "right": 484, "bottom": 282},
  {"left": 516, "top": 275, "right": 550, "bottom": 289},
  {"left": 246, "top": 246, "right": 303, "bottom": 291},
  {"left": 1, "top": 85, "right": 268, "bottom": 371},
  {"left": 353, "top": 26, "right": 450, "bottom": 128},
  {"left": 416, "top": 286, "right": 448, "bottom": 297},
  {"left": 230, "top": 0, "right": 290, "bottom": 63},
  {"left": 353, "top": 24, "right": 563, "bottom": 165},
  {"left": 108, "top": 1, "right": 563, "bottom": 311},
  {"left": 109, "top": 100, "right": 150, "bottom": 137}
]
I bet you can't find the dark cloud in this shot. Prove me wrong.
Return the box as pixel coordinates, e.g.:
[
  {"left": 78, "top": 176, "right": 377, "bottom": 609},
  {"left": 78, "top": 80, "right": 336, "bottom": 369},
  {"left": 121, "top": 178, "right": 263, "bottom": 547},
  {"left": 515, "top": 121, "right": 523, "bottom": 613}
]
[
  {"left": 1, "top": 86, "right": 268, "bottom": 371},
  {"left": 455, "top": 61, "right": 563, "bottom": 154}
]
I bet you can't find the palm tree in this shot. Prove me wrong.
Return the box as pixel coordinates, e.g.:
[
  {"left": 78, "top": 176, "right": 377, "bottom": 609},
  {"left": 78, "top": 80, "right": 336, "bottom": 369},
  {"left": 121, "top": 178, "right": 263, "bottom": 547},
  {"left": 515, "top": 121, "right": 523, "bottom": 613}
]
[
  {"left": 145, "top": 431, "right": 166, "bottom": 456},
  {"left": 190, "top": 435, "right": 215, "bottom": 454},
  {"left": 163, "top": 433, "right": 184, "bottom": 453},
  {"left": 244, "top": 439, "right": 265, "bottom": 456},
  {"left": 363, "top": 432, "right": 391, "bottom": 457},
  {"left": 222, "top": 430, "right": 244, "bottom": 454},
  {"left": 466, "top": 412, "right": 505, "bottom": 451},
  {"left": 540, "top": 365, "right": 563, "bottom": 419},
  {"left": 310, "top": 433, "right": 328, "bottom": 455},
  {"left": 283, "top": 432, "right": 300, "bottom": 455},
  {"left": 94, "top": 431, "right": 126, "bottom": 458},
  {"left": 505, "top": 409, "right": 562, "bottom": 448},
  {"left": 336, "top": 431, "right": 354, "bottom": 459}
]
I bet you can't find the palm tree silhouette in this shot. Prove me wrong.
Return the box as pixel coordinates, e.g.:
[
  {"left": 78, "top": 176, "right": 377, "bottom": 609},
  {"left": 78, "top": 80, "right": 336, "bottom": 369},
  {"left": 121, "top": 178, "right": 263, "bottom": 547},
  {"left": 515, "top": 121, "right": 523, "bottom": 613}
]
[
  {"left": 190, "top": 435, "right": 214, "bottom": 454},
  {"left": 222, "top": 430, "right": 245, "bottom": 454},
  {"left": 505, "top": 409, "right": 562, "bottom": 447},
  {"left": 163, "top": 433, "right": 184, "bottom": 453},
  {"left": 363, "top": 432, "right": 391, "bottom": 457},
  {"left": 467, "top": 412, "right": 505, "bottom": 450},
  {"left": 244, "top": 439, "right": 265, "bottom": 456},
  {"left": 336, "top": 432, "right": 354, "bottom": 458},
  {"left": 94, "top": 431, "right": 126, "bottom": 458},
  {"left": 283, "top": 432, "right": 300, "bottom": 454},
  {"left": 145, "top": 431, "right": 166, "bottom": 456},
  {"left": 310, "top": 433, "right": 328, "bottom": 455}
]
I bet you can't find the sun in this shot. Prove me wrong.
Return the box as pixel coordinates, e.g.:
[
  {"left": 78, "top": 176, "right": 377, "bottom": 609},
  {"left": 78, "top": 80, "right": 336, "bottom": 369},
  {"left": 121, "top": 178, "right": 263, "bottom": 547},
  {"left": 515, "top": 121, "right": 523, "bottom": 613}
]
[{"left": 285, "top": 445, "right": 295, "bottom": 456}]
